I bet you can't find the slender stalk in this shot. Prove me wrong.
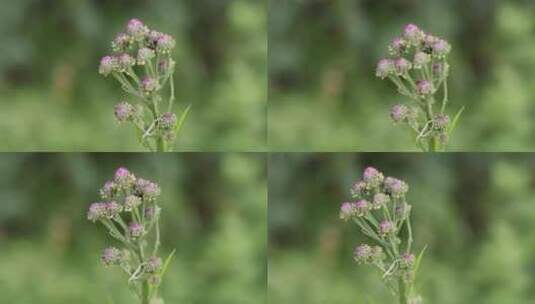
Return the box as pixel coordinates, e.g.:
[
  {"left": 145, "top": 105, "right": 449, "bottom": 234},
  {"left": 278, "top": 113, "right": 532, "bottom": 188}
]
[{"left": 398, "top": 279, "right": 407, "bottom": 304}]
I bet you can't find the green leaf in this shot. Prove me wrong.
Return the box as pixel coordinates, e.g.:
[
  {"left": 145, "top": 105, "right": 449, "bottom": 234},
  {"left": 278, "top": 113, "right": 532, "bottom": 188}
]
[
  {"left": 413, "top": 245, "right": 428, "bottom": 277},
  {"left": 174, "top": 104, "right": 192, "bottom": 136},
  {"left": 447, "top": 106, "right": 465, "bottom": 137},
  {"left": 160, "top": 249, "right": 176, "bottom": 280}
]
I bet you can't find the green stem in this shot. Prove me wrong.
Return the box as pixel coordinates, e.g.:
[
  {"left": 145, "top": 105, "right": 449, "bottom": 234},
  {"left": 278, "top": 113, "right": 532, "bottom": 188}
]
[
  {"left": 141, "top": 281, "right": 150, "bottom": 304},
  {"left": 399, "top": 279, "right": 407, "bottom": 304},
  {"left": 425, "top": 99, "right": 439, "bottom": 152}
]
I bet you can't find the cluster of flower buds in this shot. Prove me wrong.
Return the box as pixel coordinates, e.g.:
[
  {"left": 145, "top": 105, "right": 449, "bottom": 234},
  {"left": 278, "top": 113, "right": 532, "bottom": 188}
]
[
  {"left": 99, "top": 18, "right": 187, "bottom": 152},
  {"left": 340, "top": 167, "right": 424, "bottom": 303},
  {"left": 88, "top": 167, "right": 173, "bottom": 303},
  {"left": 376, "top": 24, "right": 461, "bottom": 152}
]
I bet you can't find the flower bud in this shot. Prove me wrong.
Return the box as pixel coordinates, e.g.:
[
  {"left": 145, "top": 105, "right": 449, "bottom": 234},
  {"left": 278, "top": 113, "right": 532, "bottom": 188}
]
[
  {"left": 371, "top": 246, "right": 385, "bottom": 262},
  {"left": 339, "top": 202, "right": 356, "bottom": 221},
  {"left": 114, "top": 167, "right": 136, "bottom": 188},
  {"left": 413, "top": 52, "right": 430, "bottom": 68},
  {"left": 112, "top": 32, "right": 131, "bottom": 52},
  {"left": 105, "top": 201, "right": 122, "bottom": 218},
  {"left": 433, "top": 39, "right": 451, "bottom": 57},
  {"left": 159, "top": 112, "right": 177, "bottom": 130},
  {"left": 137, "top": 47, "right": 155, "bottom": 65},
  {"left": 128, "top": 222, "right": 145, "bottom": 238},
  {"left": 372, "top": 193, "right": 390, "bottom": 209},
  {"left": 384, "top": 177, "right": 408, "bottom": 198},
  {"left": 135, "top": 178, "right": 161, "bottom": 201},
  {"left": 390, "top": 104, "right": 409, "bottom": 123},
  {"left": 124, "top": 195, "right": 142, "bottom": 211},
  {"left": 394, "top": 58, "right": 412, "bottom": 75},
  {"left": 350, "top": 181, "right": 367, "bottom": 197},
  {"left": 145, "top": 256, "right": 162, "bottom": 273},
  {"left": 388, "top": 37, "right": 407, "bottom": 55},
  {"left": 354, "top": 199, "right": 370, "bottom": 216},
  {"left": 99, "top": 56, "right": 116, "bottom": 76},
  {"left": 87, "top": 202, "right": 107, "bottom": 222},
  {"left": 142, "top": 77, "right": 160, "bottom": 93},
  {"left": 362, "top": 166, "right": 384, "bottom": 188},
  {"left": 403, "top": 24, "right": 424, "bottom": 44},
  {"left": 376, "top": 59, "right": 395, "bottom": 79},
  {"left": 156, "top": 34, "right": 176, "bottom": 53},
  {"left": 434, "top": 113, "right": 450, "bottom": 129},
  {"left": 126, "top": 18, "right": 149, "bottom": 40},
  {"left": 401, "top": 253, "right": 415, "bottom": 268},
  {"left": 379, "top": 220, "right": 395, "bottom": 236},
  {"left": 117, "top": 53, "right": 135, "bottom": 72},
  {"left": 101, "top": 247, "right": 123, "bottom": 266},
  {"left": 395, "top": 203, "right": 412, "bottom": 220},
  {"left": 100, "top": 181, "right": 117, "bottom": 199},
  {"left": 114, "top": 102, "right": 134, "bottom": 123},
  {"left": 353, "top": 244, "right": 372, "bottom": 264},
  {"left": 416, "top": 80, "right": 433, "bottom": 96}
]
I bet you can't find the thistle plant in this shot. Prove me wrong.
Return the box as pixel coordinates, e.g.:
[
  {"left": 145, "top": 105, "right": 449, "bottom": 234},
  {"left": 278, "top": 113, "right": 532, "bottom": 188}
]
[
  {"left": 99, "top": 19, "right": 190, "bottom": 152},
  {"left": 340, "top": 167, "right": 426, "bottom": 304},
  {"left": 376, "top": 24, "right": 464, "bottom": 152},
  {"left": 87, "top": 167, "right": 175, "bottom": 304}
]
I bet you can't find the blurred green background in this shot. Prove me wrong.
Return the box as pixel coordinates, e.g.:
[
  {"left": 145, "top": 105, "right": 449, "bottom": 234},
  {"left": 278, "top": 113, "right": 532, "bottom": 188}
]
[
  {"left": 269, "top": 0, "right": 535, "bottom": 151},
  {"left": 269, "top": 153, "right": 535, "bottom": 303},
  {"left": 0, "top": 1, "right": 266, "bottom": 151},
  {"left": 0, "top": 153, "right": 266, "bottom": 303}
]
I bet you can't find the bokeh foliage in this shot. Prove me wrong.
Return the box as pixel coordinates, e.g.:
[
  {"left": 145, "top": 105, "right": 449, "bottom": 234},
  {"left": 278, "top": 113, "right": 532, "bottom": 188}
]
[
  {"left": 269, "top": 0, "right": 535, "bottom": 151},
  {"left": 0, "top": 0, "right": 266, "bottom": 151},
  {"left": 0, "top": 153, "right": 267, "bottom": 304},
  {"left": 269, "top": 153, "right": 535, "bottom": 303}
]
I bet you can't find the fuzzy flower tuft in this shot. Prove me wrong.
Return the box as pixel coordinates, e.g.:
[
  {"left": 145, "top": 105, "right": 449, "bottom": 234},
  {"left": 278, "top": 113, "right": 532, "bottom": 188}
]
[
  {"left": 87, "top": 202, "right": 107, "bottom": 222},
  {"left": 376, "top": 59, "right": 395, "bottom": 79},
  {"left": 101, "top": 247, "right": 123, "bottom": 266},
  {"left": 99, "top": 56, "right": 116, "bottom": 76},
  {"left": 129, "top": 222, "right": 145, "bottom": 238}
]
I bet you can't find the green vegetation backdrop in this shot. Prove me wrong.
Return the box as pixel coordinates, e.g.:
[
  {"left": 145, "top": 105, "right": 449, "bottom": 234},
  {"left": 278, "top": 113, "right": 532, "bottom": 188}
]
[
  {"left": 0, "top": 153, "right": 266, "bottom": 303},
  {"left": 0, "top": 1, "right": 266, "bottom": 151},
  {"left": 269, "top": 153, "right": 535, "bottom": 303},
  {"left": 269, "top": 0, "right": 535, "bottom": 151}
]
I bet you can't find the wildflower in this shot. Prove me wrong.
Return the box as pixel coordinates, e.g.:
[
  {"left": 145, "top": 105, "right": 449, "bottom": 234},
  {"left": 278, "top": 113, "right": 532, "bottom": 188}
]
[
  {"left": 156, "top": 34, "right": 176, "bottom": 53},
  {"left": 126, "top": 18, "right": 149, "bottom": 40},
  {"left": 137, "top": 47, "right": 155, "bottom": 65},
  {"left": 112, "top": 32, "right": 131, "bottom": 52},
  {"left": 145, "top": 256, "right": 162, "bottom": 273},
  {"left": 401, "top": 253, "right": 415, "bottom": 268},
  {"left": 413, "top": 52, "right": 430, "bottom": 68},
  {"left": 339, "top": 202, "right": 356, "bottom": 221},
  {"left": 376, "top": 59, "right": 395, "bottom": 79},
  {"left": 433, "top": 39, "right": 451, "bottom": 57},
  {"left": 432, "top": 62, "right": 444, "bottom": 77},
  {"left": 100, "top": 181, "right": 117, "bottom": 199},
  {"left": 379, "top": 220, "right": 395, "bottom": 236},
  {"left": 403, "top": 24, "right": 424, "bottom": 44},
  {"left": 124, "top": 195, "right": 142, "bottom": 211},
  {"left": 434, "top": 114, "right": 450, "bottom": 129},
  {"left": 395, "top": 203, "right": 412, "bottom": 219},
  {"left": 350, "top": 180, "right": 367, "bottom": 197},
  {"left": 353, "top": 244, "right": 372, "bottom": 264},
  {"left": 105, "top": 201, "right": 122, "bottom": 218},
  {"left": 159, "top": 112, "right": 177, "bottom": 129},
  {"left": 87, "top": 202, "right": 107, "bottom": 222},
  {"left": 354, "top": 200, "right": 370, "bottom": 216},
  {"left": 416, "top": 80, "right": 433, "bottom": 96},
  {"left": 114, "top": 102, "right": 135, "bottom": 123},
  {"left": 388, "top": 37, "right": 407, "bottom": 55},
  {"left": 390, "top": 104, "right": 408, "bottom": 123},
  {"left": 117, "top": 53, "right": 135, "bottom": 72},
  {"left": 142, "top": 77, "right": 160, "bottom": 93},
  {"left": 114, "top": 167, "right": 136, "bottom": 187},
  {"left": 145, "top": 206, "right": 157, "bottom": 220},
  {"left": 101, "top": 247, "right": 123, "bottom": 266},
  {"left": 158, "top": 58, "right": 175, "bottom": 75},
  {"left": 394, "top": 57, "right": 412, "bottom": 75},
  {"left": 363, "top": 167, "right": 384, "bottom": 188},
  {"left": 129, "top": 222, "right": 145, "bottom": 238},
  {"left": 372, "top": 193, "right": 390, "bottom": 209},
  {"left": 384, "top": 177, "right": 408, "bottom": 198},
  {"left": 135, "top": 178, "right": 161, "bottom": 201},
  {"left": 99, "top": 56, "right": 116, "bottom": 76},
  {"left": 146, "top": 30, "right": 163, "bottom": 48}
]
